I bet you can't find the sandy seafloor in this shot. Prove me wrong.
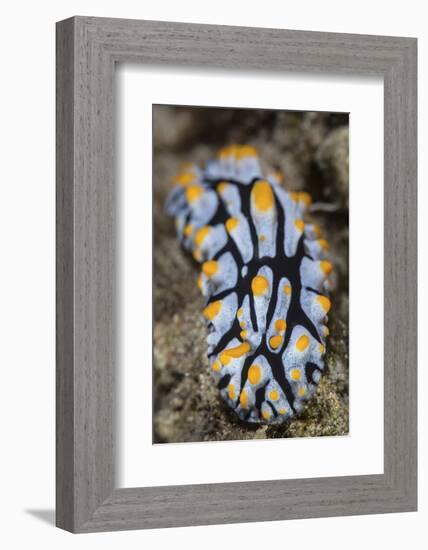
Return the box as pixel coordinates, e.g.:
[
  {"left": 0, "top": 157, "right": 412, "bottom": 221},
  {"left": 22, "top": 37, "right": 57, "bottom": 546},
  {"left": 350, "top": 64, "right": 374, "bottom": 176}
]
[{"left": 152, "top": 105, "right": 349, "bottom": 443}]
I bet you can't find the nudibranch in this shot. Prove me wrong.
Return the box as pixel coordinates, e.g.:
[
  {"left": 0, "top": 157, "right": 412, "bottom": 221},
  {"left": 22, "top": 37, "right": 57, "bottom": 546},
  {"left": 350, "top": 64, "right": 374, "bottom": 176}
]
[{"left": 166, "top": 145, "right": 332, "bottom": 424}]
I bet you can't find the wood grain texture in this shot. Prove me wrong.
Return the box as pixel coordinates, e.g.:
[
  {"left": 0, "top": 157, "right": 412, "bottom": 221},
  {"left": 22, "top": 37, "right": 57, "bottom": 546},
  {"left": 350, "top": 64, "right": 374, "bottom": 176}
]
[
  {"left": 56, "top": 17, "right": 75, "bottom": 532},
  {"left": 56, "top": 16, "right": 417, "bottom": 533}
]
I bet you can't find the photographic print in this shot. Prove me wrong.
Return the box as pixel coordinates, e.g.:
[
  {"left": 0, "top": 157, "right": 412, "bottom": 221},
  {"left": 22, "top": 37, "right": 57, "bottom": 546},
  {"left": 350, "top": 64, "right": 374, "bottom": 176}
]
[
  {"left": 54, "top": 17, "right": 417, "bottom": 532},
  {"left": 153, "top": 105, "right": 349, "bottom": 444}
]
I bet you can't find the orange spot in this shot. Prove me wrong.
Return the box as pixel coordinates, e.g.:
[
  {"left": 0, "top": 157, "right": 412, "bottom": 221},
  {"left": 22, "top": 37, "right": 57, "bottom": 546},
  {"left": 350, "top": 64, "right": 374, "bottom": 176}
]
[
  {"left": 197, "top": 274, "right": 203, "bottom": 290},
  {"left": 172, "top": 172, "right": 195, "bottom": 187},
  {"left": 317, "top": 295, "right": 331, "bottom": 313},
  {"left": 183, "top": 224, "right": 193, "bottom": 237},
  {"left": 248, "top": 364, "right": 262, "bottom": 385},
  {"left": 218, "top": 147, "right": 232, "bottom": 160},
  {"left": 320, "top": 260, "right": 333, "bottom": 275},
  {"left": 252, "top": 275, "right": 269, "bottom": 296},
  {"left": 240, "top": 330, "right": 248, "bottom": 340},
  {"left": 219, "top": 351, "right": 232, "bottom": 366},
  {"left": 291, "top": 369, "right": 301, "bottom": 381},
  {"left": 195, "top": 226, "right": 210, "bottom": 246},
  {"left": 211, "top": 360, "right": 221, "bottom": 372},
  {"left": 269, "top": 335, "right": 283, "bottom": 349},
  {"left": 318, "top": 238, "right": 330, "bottom": 251},
  {"left": 296, "top": 334, "right": 310, "bottom": 351},
  {"left": 202, "top": 260, "right": 218, "bottom": 277},
  {"left": 225, "top": 217, "right": 239, "bottom": 233},
  {"left": 299, "top": 192, "right": 312, "bottom": 206},
  {"left": 236, "top": 145, "right": 258, "bottom": 159},
  {"left": 221, "top": 342, "right": 251, "bottom": 363},
  {"left": 262, "top": 409, "right": 271, "bottom": 420},
  {"left": 252, "top": 180, "right": 274, "bottom": 212},
  {"left": 185, "top": 185, "right": 203, "bottom": 203},
  {"left": 203, "top": 301, "right": 222, "bottom": 320},
  {"left": 275, "top": 319, "right": 287, "bottom": 332},
  {"left": 298, "top": 386, "right": 307, "bottom": 397},
  {"left": 269, "top": 390, "right": 280, "bottom": 401},
  {"left": 218, "top": 145, "right": 239, "bottom": 160},
  {"left": 319, "top": 344, "right": 325, "bottom": 354},
  {"left": 217, "top": 182, "right": 229, "bottom": 194},
  {"left": 294, "top": 219, "right": 305, "bottom": 232},
  {"left": 284, "top": 284, "right": 292, "bottom": 296},
  {"left": 228, "top": 384, "right": 236, "bottom": 400},
  {"left": 240, "top": 390, "right": 249, "bottom": 409}
]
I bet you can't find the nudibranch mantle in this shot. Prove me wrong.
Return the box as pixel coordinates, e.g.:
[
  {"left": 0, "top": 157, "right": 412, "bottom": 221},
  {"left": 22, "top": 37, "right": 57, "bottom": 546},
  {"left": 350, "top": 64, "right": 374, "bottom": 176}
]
[{"left": 166, "top": 145, "right": 332, "bottom": 424}]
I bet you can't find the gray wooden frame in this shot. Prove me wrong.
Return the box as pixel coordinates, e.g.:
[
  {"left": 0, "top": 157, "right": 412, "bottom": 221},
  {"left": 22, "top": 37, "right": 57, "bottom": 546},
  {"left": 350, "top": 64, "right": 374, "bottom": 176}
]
[{"left": 56, "top": 16, "right": 417, "bottom": 533}]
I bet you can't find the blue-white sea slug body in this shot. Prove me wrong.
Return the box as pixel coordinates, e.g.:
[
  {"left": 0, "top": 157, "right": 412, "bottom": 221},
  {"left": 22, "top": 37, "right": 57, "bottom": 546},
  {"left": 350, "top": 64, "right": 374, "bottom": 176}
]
[{"left": 166, "top": 145, "right": 332, "bottom": 424}]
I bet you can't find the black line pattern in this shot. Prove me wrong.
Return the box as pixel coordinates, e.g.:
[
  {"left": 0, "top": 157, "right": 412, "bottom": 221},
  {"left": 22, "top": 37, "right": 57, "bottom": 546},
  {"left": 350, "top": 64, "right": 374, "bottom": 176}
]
[{"left": 166, "top": 147, "right": 331, "bottom": 424}]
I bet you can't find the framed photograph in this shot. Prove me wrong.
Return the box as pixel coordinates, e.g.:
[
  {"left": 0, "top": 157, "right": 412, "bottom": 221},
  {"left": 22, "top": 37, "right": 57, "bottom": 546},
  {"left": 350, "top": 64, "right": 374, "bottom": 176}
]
[{"left": 56, "top": 16, "right": 417, "bottom": 532}]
